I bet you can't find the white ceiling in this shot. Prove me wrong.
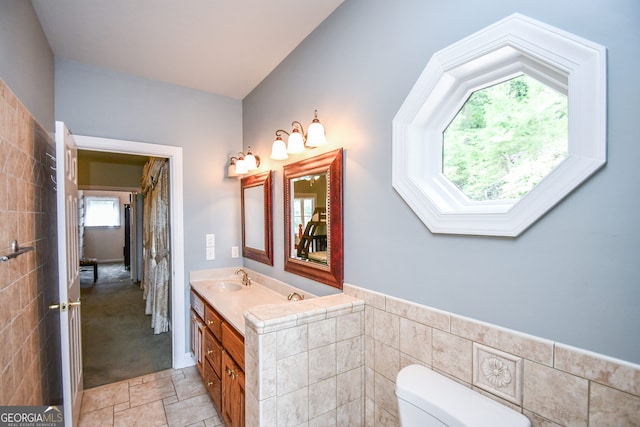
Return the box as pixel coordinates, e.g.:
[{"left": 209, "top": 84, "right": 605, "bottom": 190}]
[{"left": 32, "top": 0, "right": 343, "bottom": 99}]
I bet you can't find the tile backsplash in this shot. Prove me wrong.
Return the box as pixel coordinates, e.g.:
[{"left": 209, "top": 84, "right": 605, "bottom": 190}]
[{"left": 0, "top": 79, "right": 61, "bottom": 405}]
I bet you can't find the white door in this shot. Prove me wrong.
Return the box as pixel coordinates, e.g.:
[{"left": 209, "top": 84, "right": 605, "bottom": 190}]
[{"left": 54, "top": 121, "right": 83, "bottom": 426}]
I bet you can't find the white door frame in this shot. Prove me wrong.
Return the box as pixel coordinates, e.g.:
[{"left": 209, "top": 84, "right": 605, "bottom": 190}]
[{"left": 74, "top": 134, "right": 192, "bottom": 369}]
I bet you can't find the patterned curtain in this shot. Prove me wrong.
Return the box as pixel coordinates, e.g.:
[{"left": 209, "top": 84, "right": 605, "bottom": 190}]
[
  {"left": 78, "top": 190, "right": 85, "bottom": 259},
  {"left": 140, "top": 157, "right": 170, "bottom": 334}
]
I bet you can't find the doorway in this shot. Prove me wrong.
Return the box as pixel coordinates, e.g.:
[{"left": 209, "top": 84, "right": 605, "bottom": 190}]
[{"left": 74, "top": 134, "right": 190, "bottom": 375}]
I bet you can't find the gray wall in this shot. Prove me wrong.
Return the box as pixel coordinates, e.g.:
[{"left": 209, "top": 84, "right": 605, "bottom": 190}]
[
  {"left": 243, "top": 0, "right": 640, "bottom": 363},
  {"left": 54, "top": 60, "right": 244, "bottom": 344},
  {"left": 0, "top": 0, "right": 54, "bottom": 132}
]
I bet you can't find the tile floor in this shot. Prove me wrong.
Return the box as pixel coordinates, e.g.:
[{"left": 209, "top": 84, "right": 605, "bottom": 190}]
[{"left": 79, "top": 366, "right": 225, "bottom": 426}]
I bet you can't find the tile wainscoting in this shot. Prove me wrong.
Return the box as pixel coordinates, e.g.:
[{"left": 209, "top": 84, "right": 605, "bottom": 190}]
[
  {"left": 343, "top": 283, "right": 640, "bottom": 427},
  {"left": 244, "top": 293, "right": 365, "bottom": 426},
  {"left": 243, "top": 283, "right": 639, "bottom": 426}
]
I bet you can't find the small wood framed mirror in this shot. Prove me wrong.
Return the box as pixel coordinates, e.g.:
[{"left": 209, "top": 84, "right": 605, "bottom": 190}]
[
  {"left": 241, "top": 170, "right": 273, "bottom": 265},
  {"left": 284, "top": 149, "right": 343, "bottom": 289}
]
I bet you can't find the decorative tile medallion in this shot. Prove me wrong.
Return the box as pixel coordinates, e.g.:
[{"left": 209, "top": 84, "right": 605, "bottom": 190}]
[{"left": 473, "top": 342, "right": 523, "bottom": 404}]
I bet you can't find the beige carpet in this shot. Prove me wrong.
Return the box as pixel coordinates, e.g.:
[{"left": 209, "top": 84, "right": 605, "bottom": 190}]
[{"left": 80, "top": 263, "right": 172, "bottom": 389}]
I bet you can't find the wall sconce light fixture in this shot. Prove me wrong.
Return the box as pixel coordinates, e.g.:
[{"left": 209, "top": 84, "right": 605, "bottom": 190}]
[
  {"left": 228, "top": 147, "right": 260, "bottom": 177},
  {"left": 270, "top": 110, "right": 326, "bottom": 160}
]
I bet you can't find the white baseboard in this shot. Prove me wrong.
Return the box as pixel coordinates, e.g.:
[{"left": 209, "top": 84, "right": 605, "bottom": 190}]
[{"left": 174, "top": 352, "right": 196, "bottom": 369}]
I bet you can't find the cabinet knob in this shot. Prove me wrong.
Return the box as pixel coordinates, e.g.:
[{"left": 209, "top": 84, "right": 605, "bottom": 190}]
[
  {"left": 207, "top": 381, "right": 213, "bottom": 387},
  {"left": 207, "top": 350, "right": 213, "bottom": 355},
  {"left": 207, "top": 320, "right": 214, "bottom": 325}
]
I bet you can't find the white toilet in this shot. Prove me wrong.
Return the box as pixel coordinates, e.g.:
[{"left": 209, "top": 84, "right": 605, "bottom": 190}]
[{"left": 395, "top": 365, "right": 531, "bottom": 427}]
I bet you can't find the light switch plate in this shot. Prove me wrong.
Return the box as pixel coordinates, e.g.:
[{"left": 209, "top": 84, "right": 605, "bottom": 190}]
[
  {"left": 206, "top": 247, "right": 215, "bottom": 260},
  {"left": 206, "top": 234, "right": 215, "bottom": 247},
  {"left": 231, "top": 246, "right": 239, "bottom": 258}
]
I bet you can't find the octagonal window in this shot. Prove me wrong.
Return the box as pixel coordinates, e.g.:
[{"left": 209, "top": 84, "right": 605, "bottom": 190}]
[
  {"left": 442, "top": 74, "right": 568, "bottom": 202},
  {"left": 392, "top": 14, "right": 606, "bottom": 236}
]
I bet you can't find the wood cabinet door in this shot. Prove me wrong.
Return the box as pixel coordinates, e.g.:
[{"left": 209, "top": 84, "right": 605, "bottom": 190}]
[
  {"left": 222, "top": 351, "right": 245, "bottom": 427},
  {"left": 190, "top": 309, "right": 204, "bottom": 374},
  {"left": 203, "top": 358, "right": 222, "bottom": 411}
]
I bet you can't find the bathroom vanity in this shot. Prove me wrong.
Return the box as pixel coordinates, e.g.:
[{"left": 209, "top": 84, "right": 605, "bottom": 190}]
[
  {"left": 189, "top": 268, "right": 307, "bottom": 427},
  {"left": 190, "top": 289, "right": 245, "bottom": 426}
]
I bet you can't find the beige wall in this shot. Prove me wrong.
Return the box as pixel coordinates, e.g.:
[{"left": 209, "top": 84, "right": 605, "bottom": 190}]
[
  {"left": 0, "top": 79, "right": 62, "bottom": 405},
  {"left": 78, "top": 155, "right": 145, "bottom": 189},
  {"left": 82, "top": 190, "right": 131, "bottom": 262}
]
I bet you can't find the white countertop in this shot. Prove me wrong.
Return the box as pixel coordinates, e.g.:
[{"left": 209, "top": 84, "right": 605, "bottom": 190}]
[{"left": 190, "top": 268, "right": 311, "bottom": 336}]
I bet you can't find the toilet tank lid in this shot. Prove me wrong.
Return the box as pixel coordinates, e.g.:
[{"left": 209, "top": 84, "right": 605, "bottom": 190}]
[{"left": 395, "top": 365, "right": 530, "bottom": 427}]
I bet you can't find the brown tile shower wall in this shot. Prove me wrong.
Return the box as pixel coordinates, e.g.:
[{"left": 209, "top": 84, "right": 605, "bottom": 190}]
[
  {"left": 0, "top": 79, "right": 61, "bottom": 405},
  {"left": 343, "top": 284, "right": 640, "bottom": 426}
]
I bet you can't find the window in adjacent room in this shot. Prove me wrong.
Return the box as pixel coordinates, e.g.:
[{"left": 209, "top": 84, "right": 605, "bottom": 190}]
[{"left": 85, "top": 196, "right": 121, "bottom": 227}]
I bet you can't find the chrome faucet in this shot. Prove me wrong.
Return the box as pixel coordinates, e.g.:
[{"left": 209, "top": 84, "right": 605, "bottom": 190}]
[{"left": 235, "top": 268, "right": 251, "bottom": 286}]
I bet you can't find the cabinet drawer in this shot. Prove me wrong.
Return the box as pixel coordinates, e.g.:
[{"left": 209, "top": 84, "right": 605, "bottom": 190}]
[
  {"left": 204, "top": 328, "right": 222, "bottom": 377},
  {"left": 203, "top": 358, "right": 222, "bottom": 411},
  {"left": 205, "top": 304, "right": 223, "bottom": 340},
  {"left": 222, "top": 322, "right": 244, "bottom": 370}
]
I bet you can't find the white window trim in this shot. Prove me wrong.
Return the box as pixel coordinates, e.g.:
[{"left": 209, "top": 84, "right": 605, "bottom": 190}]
[
  {"left": 84, "top": 196, "right": 121, "bottom": 227},
  {"left": 392, "top": 13, "right": 606, "bottom": 236}
]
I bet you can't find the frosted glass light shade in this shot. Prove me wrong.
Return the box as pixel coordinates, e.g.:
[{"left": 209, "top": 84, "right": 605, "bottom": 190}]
[
  {"left": 228, "top": 162, "right": 239, "bottom": 177},
  {"left": 306, "top": 121, "right": 326, "bottom": 147},
  {"left": 287, "top": 131, "right": 305, "bottom": 154},
  {"left": 271, "top": 138, "right": 288, "bottom": 160},
  {"left": 244, "top": 153, "right": 258, "bottom": 171},
  {"left": 235, "top": 158, "right": 248, "bottom": 175}
]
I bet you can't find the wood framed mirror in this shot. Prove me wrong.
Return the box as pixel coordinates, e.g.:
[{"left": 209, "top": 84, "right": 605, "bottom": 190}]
[
  {"left": 241, "top": 170, "right": 273, "bottom": 265},
  {"left": 284, "top": 148, "right": 343, "bottom": 289}
]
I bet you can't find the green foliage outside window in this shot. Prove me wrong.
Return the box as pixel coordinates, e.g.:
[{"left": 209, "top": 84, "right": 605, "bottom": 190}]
[{"left": 443, "top": 74, "right": 568, "bottom": 201}]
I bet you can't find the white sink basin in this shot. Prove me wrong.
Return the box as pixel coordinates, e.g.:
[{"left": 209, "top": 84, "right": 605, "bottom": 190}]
[{"left": 205, "top": 281, "right": 243, "bottom": 293}]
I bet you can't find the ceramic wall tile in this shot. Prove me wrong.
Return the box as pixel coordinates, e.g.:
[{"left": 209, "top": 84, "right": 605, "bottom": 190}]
[
  {"left": 399, "top": 317, "right": 432, "bottom": 365},
  {"left": 589, "top": 382, "right": 640, "bottom": 426},
  {"left": 385, "top": 295, "right": 450, "bottom": 332},
  {"left": 432, "top": 328, "right": 473, "bottom": 382},
  {"left": 308, "top": 317, "right": 336, "bottom": 349},
  {"left": 523, "top": 360, "right": 588, "bottom": 425},
  {"left": 276, "top": 324, "right": 308, "bottom": 359},
  {"left": 309, "top": 409, "right": 336, "bottom": 427},
  {"left": 308, "top": 376, "right": 337, "bottom": 419},
  {"left": 337, "top": 335, "right": 363, "bottom": 374},
  {"left": 374, "top": 340, "right": 400, "bottom": 382},
  {"left": 451, "top": 315, "right": 553, "bottom": 366},
  {"left": 343, "top": 283, "right": 385, "bottom": 309},
  {"left": 276, "top": 352, "right": 309, "bottom": 396},
  {"left": 336, "top": 311, "right": 363, "bottom": 341},
  {"left": 337, "top": 398, "right": 363, "bottom": 427},
  {"left": 337, "top": 366, "right": 363, "bottom": 406},
  {"left": 309, "top": 342, "right": 336, "bottom": 384},
  {"left": 374, "top": 371, "right": 398, "bottom": 419},
  {"left": 276, "top": 387, "right": 309, "bottom": 427},
  {"left": 372, "top": 308, "right": 399, "bottom": 348},
  {"left": 555, "top": 343, "right": 640, "bottom": 396}
]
